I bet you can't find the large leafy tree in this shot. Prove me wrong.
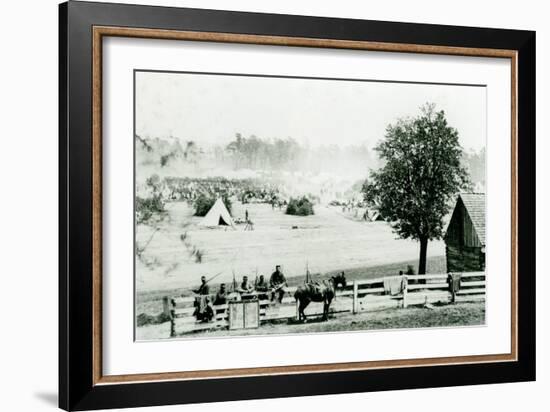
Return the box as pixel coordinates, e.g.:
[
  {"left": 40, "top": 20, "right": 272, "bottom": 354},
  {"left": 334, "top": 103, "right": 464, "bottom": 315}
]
[{"left": 363, "top": 104, "right": 471, "bottom": 275}]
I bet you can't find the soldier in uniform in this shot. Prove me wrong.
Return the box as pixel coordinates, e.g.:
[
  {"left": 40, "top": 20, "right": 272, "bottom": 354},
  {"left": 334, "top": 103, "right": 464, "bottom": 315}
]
[
  {"left": 192, "top": 275, "right": 213, "bottom": 322},
  {"left": 238, "top": 275, "right": 255, "bottom": 297},
  {"left": 213, "top": 283, "right": 227, "bottom": 305},
  {"left": 270, "top": 265, "right": 287, "bottom": 303},
  {"left": 255, "top": 275, "right": 269, "bottom": 292},
  {"left": 193, "top": 275, "right": 210, "bottom": 295}
]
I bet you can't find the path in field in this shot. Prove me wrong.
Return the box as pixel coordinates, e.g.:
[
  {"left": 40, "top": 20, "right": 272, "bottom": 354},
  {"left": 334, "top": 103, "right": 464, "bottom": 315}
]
[{"left": 136, "top": 201, "right": 445, "bottom": 293}]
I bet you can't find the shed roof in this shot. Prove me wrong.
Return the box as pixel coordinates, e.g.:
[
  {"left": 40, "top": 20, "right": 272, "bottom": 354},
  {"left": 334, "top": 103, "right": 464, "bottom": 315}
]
[{"left": 459, "top": 193, "right": 486, "bottom": 246}]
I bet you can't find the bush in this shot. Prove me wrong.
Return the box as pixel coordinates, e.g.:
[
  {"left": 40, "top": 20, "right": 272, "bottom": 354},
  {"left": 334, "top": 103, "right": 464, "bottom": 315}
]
[
  {"left": 136, "top": 194, "right": 165, "bottom": 224},
  {"left": 285, "top": 196, "right": 314, "bottom": 216},
  {"left": 194, "top": 195, "right": 232, "bottom": 217},
  {"left": 136, "top": 312, "right": 171, "bottom": 327}
]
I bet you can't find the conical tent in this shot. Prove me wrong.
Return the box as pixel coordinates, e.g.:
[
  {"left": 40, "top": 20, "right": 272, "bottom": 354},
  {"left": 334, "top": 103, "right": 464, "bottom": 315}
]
[
  {"left": 198, "top": 198, "right": 234, "bottom": 227},
  {"left": 363, "top": 209, "right": 384, "bottom": 222}
]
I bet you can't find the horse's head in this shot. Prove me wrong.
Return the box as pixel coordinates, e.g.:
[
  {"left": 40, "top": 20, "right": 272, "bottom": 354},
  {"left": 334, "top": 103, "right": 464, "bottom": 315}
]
[{"left": 332, "top": 272, "right": 347, "bottom": 289}]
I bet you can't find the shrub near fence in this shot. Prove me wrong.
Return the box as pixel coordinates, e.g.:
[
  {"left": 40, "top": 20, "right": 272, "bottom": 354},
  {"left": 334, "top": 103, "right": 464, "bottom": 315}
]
[{"left": 163, "top": 272, "right": 485, "bottom": 337}]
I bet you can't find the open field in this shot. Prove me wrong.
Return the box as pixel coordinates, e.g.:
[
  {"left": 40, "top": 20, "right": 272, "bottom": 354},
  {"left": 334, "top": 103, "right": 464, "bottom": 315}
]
[
  {"left": 136, "top": 200, "right": 447, "bottom": 323},
  {"left": 136, "top": 300, "right": 484, "bottom": 340},
  {"left": 136, "top": 200, "right": 445, "bottom": 294}
]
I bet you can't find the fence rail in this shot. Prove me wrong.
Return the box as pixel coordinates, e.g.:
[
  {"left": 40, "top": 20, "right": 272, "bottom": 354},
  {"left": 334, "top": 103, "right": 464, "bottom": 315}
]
[{"left": 163, "top": 271, "right": 486, "bottom": 337}]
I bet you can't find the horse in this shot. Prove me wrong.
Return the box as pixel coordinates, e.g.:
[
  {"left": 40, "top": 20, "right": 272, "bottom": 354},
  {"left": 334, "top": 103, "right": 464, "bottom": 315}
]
[{"left": 294, "top": 272, "right": 347, "bottom": 322}]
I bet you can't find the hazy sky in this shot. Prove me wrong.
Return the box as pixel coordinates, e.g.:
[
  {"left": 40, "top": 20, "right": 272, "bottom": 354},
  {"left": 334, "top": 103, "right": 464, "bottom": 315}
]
[{"left": 135, "top": 71, "right": 486, "bottom": 151}]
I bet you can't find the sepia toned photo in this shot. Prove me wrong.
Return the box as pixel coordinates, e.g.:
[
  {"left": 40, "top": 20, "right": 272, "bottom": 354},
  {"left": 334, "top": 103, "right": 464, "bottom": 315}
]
[{"left": 134, "top": 70, "right": 487, "bottom": 341}]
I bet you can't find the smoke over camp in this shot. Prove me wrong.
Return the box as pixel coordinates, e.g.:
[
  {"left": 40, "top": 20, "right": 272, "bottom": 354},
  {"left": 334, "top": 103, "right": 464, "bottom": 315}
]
[{"left": 136, "top": 132, "right": 379, "bottom": 204}]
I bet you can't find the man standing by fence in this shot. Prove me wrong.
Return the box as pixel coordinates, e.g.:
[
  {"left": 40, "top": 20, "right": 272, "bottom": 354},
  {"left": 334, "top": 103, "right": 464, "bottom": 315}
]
[
  {"left": 193, "top": 275, "right": 213, "bottom": 322},
  {"left": 193, "top": 275, "right": 210, "bottom": 295}
]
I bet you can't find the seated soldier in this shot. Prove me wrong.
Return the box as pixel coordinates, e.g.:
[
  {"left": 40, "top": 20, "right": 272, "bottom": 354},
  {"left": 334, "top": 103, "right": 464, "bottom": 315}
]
[
  {"left": 213, "top": 283, "right": 227, "bottom": 305},
  {"left": 238, "top": 276, "right": 255, "bottom": 299},
  {"left": 255, "top": 275, "right": 269, "bottom": 292},
  {"left": 270, "top": 265, "right": 287, "bottom": 303}
]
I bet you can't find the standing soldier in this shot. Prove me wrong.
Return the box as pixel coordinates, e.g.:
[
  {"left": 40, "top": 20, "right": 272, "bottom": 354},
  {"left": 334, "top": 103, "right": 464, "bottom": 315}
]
[
  {"left": 270, "top": 265, "right": 287, "bottom": 303},
  {"left": 192, "top": 275, "right": 213, "bottom": 322},
  {"left": 193, "top": 275, "right": 210, "bottom": 295}
]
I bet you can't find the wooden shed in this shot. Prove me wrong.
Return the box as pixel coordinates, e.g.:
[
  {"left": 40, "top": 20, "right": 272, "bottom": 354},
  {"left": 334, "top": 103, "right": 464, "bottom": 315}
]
[{"left": 444, "top": 193, "right": 486, "bottom": 272}]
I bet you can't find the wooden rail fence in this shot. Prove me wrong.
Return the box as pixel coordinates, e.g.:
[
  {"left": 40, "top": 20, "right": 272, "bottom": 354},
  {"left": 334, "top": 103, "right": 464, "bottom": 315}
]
[{"left": 163, "top": 272, "right": 485, "bottom": 336}]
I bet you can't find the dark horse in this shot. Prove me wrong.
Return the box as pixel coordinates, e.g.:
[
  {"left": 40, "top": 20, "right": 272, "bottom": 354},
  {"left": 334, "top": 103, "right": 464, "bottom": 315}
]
[{"left": 294, "top": 272, "right": 347, "bottom": 322}]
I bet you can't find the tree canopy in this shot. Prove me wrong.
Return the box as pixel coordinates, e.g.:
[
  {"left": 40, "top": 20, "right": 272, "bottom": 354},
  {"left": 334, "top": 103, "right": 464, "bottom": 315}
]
[{"left": 362, "top": 103, "right": 471, "bottom": 274}]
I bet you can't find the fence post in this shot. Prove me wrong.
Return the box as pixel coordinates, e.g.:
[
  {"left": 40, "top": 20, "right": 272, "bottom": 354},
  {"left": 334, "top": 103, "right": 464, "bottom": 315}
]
[
  {"left": 162, "top": 296, "right": 171, "bottom": 318},
  {"left": 163, "top": 296, "right": 176, "bottom": 338},
  {"left": 170, "top": 314, "right": 175, "bottom": 338},
  {"left": 352, "top": 281, "right": 358, "bottom": 314},
  {"left": 402, "top": 276, "right": 408, "bottom": 308},
  {"left": 448, "top": 273, "right": 456, "bottom": 304}
]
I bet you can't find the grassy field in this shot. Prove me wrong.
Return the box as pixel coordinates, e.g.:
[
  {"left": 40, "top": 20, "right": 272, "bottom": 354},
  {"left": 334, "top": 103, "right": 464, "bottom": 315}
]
[
  {"left": 198, "top": 301, "right": 485, "bottom": 337},
  {"left": 136, "top": 200, "right": 447, "bottom": 325},
  {"left": 136, "top": 201, "right": 445, "bottom": 294},
  {"left": 135, "top": 301, "right": 485, "bottom": 341}
]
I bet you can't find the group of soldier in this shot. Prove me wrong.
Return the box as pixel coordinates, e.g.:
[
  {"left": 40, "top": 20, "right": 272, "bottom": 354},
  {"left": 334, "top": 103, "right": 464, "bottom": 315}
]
[{"left": 192, "top": 265, "right": 287, "bottom": 322}]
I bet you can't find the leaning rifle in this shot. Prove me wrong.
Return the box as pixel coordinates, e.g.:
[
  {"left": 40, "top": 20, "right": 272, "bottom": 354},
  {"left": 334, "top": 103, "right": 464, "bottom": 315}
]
[{"left": 203, "top": 271, "right": 224, "bottom": 285}]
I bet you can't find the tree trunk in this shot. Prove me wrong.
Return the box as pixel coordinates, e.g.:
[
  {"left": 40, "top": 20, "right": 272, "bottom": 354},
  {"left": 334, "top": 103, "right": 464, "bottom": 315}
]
[{"left": 418, "top": 237, "right": 428, "bottom": 280}]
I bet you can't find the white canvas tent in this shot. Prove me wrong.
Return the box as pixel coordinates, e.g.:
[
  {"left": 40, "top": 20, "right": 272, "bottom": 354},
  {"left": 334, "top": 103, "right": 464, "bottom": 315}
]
[
  {"left": 363, "top": 208, "right": 384, "bottom": 222},
  {"left": 198, "top": 198, "right": 235, "bottom": 227}
]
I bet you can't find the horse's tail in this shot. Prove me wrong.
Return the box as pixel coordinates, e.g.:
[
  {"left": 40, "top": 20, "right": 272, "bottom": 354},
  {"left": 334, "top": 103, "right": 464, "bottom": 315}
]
[
  {"left": 329, "top": 278, "right": 336, "bottom": 300},
  {"left": 294, "top": 285, "right": 304, "bottom": 301}
]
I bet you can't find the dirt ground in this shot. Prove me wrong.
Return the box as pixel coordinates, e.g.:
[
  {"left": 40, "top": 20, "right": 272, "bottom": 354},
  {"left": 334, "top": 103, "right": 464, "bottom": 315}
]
[{"left": 135, "top": 301, "right": 485, "bottom": 341}]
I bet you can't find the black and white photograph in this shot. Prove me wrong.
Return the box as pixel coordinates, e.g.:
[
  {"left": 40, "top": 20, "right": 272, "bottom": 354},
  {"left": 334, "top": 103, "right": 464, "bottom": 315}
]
[
  {"left": 134, "top": 70, "right": 487, "bottom": 340},
  {"left": 0, "top": 0, "right": 541, "bottom": 410}
]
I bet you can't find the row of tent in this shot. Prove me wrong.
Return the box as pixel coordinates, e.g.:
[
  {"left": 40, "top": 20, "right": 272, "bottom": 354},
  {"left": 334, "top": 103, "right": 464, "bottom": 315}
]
[{"left": 198, "top": 197, "right": 384, "bottom": 227}]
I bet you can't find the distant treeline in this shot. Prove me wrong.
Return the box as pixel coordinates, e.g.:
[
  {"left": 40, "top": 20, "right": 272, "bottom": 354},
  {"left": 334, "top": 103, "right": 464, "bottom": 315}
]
[
  {"left": 221, "top": 133, "right": 376, "bottom": 175},
  {"left": 136, "top": 133, "right": 485, "bottom": 188}
]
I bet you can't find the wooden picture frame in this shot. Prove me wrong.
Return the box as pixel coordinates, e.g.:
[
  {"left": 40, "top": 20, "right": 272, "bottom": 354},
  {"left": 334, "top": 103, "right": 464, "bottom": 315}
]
[{"left": 59, "top": 1, "right": 535, "bottom": 410}]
